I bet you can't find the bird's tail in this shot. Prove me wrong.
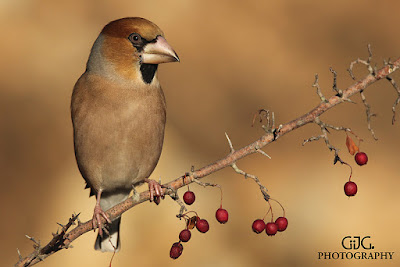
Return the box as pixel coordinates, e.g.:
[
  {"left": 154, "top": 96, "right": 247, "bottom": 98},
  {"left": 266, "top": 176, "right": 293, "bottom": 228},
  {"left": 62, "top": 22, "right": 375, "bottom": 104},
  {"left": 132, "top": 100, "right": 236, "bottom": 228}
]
[
  {"left": 95, "top": 217, "right": 121, "bottom": 252},
  {"left": 94, "top": 189, "right": 130, "bottom": 252}
]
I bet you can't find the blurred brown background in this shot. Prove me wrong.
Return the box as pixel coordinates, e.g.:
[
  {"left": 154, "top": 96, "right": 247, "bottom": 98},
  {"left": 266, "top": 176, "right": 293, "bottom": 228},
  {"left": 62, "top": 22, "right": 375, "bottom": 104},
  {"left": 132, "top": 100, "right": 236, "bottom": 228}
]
[{"left": 2, "top": 1, "right": 400, "bottom": 266}]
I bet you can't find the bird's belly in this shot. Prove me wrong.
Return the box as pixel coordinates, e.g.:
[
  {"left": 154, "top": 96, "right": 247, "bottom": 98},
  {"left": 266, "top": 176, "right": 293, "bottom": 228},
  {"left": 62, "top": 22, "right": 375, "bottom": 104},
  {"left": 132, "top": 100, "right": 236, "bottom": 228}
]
[{"left": 74, "top": 97, "right": 165, "bottom": 193}]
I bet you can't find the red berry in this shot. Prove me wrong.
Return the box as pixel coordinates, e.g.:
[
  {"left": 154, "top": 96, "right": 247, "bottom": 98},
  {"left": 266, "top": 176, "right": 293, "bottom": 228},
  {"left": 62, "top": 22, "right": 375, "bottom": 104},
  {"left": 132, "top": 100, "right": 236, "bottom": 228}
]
[
  {"left": 170, "top": 242, "right": 183, "bottom": 259},
  {"left": 196, "top": 218, "right": 209, "bottom": 233},
  {"left": 355, "top": 152, "right": 368, "bottom": 166},
  {"left": 265, "top": 222, "right": 278, "bottom": 236},
  {"left": 344, "top": 181, "right": 357, "bottom": 196},
  {"left": 179, "top": 229, "right": 191, "bottom": 242},
  {"left": 183, "top": 191, "right": 195, "bottom": 205},
  {"left": 216, "top": 208, "right": 229, "bottom": 224},
  {"left": 252, "top": 219, "right": 266, "bottom": 234},
  {"left": 275, "top": 217, "right": 288, "bottom": 232}
]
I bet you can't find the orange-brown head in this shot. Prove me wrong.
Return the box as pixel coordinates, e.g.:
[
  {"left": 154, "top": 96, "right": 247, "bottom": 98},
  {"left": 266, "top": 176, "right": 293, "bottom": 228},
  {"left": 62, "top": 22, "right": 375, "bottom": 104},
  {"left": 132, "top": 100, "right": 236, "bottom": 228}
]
[{"left": 87, "top": 17, "right": 179, "bottom": 83}]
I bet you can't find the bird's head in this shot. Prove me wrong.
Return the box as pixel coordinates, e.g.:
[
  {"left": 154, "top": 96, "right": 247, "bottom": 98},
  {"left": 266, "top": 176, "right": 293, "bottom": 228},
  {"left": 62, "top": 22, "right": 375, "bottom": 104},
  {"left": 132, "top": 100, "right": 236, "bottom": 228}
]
[{"left": 87, "top": 17, "right": 179, "bottom": 84}]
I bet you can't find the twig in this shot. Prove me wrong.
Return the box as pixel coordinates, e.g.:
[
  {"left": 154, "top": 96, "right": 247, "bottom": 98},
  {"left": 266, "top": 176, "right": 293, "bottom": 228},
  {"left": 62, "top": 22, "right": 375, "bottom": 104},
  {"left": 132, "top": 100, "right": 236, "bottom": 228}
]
[
  {"left": 225, "top": 132, "right": 270, "bottom": 200},
  {"left": 360, "top": 90, "right": 378, "bottom": 140},
  {"left": 313, "top": 74, "right": 327, "bottom": 102},
  {"left": 170, "top": 191, "right": 187, "bottom": 218},
  {"left": 348, "top": 44, "right": 375, "bottom": 79},
  {"left": 386, "top": 75, "right": 400, "bottom": 124},
  {"left": 347, "top": 44, "right": 379, "bottom": 139},
  {"left": 225, "top": 132, "right": 234, "bottom": 153},
  {"left": 231, "top": 163, "right": 270, "bottom": 201},
  {"left": 330, "top": 67, "right": 342, "bottom": 96},
  {"left": 252, "top": 109, "right": 275, "bottom": 133},
  {"left": 302, "top": 117, "right": 340, "bottom": 156}
]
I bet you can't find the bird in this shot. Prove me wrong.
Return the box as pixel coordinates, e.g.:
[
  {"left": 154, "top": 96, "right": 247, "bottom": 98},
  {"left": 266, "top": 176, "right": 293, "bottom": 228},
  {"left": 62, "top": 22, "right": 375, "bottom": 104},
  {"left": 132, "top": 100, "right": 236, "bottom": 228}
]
[{"left": 71, "top": 17, "right": 179, "bottom": 252}]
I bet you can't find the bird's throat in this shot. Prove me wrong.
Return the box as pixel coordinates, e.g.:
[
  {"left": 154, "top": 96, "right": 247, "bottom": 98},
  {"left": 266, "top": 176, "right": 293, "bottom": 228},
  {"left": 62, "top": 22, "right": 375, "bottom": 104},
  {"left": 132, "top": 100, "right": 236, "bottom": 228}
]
[{"left": 140, "top": 64, "right": 158, "bottom": 84}]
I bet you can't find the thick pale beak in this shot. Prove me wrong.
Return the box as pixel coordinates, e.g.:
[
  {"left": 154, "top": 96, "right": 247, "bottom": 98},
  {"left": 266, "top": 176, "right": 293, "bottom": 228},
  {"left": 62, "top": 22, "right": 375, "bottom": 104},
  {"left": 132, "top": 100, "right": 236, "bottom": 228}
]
[{"left": 142, "top": 36, "right": 180, "bottom": 64}]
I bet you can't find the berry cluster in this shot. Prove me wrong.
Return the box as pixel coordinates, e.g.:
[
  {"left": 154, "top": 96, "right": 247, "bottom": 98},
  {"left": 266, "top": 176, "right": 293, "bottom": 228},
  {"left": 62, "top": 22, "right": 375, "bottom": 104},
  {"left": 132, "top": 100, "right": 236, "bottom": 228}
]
[
  {"left": 169, "top": 214, "right": 209, "bottom": 259},
  {"left": 170, "top": 187, "right": 229, "bottom": 259},
  {"left": 343, "top": 135, "right": 369, "bottom": 197},
  {"left": 252, "top": 199, "right": 288, "bottom": 236}
]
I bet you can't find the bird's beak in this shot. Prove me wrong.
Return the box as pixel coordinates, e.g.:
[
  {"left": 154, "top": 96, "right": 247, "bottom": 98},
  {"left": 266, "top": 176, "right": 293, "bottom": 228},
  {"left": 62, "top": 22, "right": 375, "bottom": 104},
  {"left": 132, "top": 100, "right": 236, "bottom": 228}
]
[{"left": 142, "top": 36, "right": 180, "bottom": 64}]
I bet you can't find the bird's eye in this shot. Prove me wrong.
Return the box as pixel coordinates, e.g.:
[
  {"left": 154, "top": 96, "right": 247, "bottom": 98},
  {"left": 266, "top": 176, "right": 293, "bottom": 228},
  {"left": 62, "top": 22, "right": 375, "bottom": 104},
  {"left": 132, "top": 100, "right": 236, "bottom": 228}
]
[{"left": 129, "top": 33, "right": 142, "bottom": 44}]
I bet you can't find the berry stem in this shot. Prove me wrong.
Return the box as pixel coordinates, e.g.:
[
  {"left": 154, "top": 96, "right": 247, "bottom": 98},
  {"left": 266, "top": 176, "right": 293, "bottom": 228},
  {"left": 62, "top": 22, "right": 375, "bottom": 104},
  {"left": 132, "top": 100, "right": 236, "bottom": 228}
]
[
  {"left": 218, "top": 185, "right": 223, "bottom": 208},
  {"left": 343, "top": 162, "right": 353, "bottom": 181},
  {"left": 345, "top": 131, "right": 364, "bottom": 145},
  {"left": 270, "top": 198, "right": 286, "bottom": 218},
  {"left": 334, "top": 155, "right": 354, "bottom": 181},
  {"left": 262, "top": 206, "right": 271, "bottom": 221},
  {"left": 269, "top": 201, "right": 274, "bottom": 222},
  {"left": 262, "top": 201, "right": 274, "bottom": 221},
  {"left": 181, "top": 210, "right": 199, "bottom": 219}
]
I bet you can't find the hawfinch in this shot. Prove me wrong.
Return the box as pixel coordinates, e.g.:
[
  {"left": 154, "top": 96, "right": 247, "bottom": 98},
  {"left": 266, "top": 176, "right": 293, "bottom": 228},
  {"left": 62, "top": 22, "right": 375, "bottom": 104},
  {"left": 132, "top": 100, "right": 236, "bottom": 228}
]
[{"left": 71, "top": 17, "right": 179, "bottom": 252}]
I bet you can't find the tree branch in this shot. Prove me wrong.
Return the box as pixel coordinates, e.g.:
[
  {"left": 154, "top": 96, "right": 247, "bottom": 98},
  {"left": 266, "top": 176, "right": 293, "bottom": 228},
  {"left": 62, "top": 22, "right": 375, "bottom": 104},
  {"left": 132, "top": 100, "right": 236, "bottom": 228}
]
[{"left": 15, "top": 55, "right": 400, "bottom": 267}]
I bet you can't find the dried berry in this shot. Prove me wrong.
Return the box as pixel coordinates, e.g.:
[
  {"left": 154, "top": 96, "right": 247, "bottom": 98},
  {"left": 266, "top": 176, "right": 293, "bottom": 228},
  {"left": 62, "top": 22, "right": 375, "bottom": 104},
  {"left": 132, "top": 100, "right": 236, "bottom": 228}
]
[{"left": 170, "top": 242, "right": 183, "bottom": 259}]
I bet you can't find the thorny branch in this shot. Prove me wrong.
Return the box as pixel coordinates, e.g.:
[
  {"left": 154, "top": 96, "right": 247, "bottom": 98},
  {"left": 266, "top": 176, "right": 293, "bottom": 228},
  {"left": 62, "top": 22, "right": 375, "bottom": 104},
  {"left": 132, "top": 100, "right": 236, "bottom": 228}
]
[{"left": 15, "top": 50, "right": 400, "bottom": 267}]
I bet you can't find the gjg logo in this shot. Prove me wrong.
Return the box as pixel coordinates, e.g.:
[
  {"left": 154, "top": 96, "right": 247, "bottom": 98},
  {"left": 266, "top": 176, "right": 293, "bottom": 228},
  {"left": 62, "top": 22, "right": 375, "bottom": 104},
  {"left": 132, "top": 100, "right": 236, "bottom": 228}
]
[{"left": 342, "top": 236, "right": 374, "bottom": 250}]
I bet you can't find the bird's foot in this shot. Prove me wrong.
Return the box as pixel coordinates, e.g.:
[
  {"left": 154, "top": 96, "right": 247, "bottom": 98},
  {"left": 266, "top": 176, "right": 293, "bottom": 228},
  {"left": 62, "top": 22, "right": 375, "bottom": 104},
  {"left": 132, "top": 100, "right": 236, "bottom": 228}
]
[
  {"left": 145, "top": 178, "right": 164, "bottom": 204},
  {"left": 92, "top": 204, "right": 111, "bottom": 237}
]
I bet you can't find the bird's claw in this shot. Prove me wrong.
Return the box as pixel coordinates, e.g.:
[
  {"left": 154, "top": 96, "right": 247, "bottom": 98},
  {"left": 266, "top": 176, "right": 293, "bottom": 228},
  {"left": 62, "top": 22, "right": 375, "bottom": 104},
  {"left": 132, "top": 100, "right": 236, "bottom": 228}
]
[
  {"left": 92, "top": 204, "right": 111, "bottom": 237},
  {"left": 145, "top": 178, "right": 164, "bottom": 204}
]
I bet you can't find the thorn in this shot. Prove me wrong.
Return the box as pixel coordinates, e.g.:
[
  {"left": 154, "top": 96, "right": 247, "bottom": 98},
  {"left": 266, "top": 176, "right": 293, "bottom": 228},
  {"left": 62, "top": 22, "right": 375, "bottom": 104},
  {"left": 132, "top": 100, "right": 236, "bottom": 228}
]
[
  {"left": 324, "top": 127, "right": 331, "bottom": 134},
  {"left": 225, "top": 132, "right": 234, "bottom": 153},
  {"left": 17, "top": 248, "right": 23, "bottom": 260},
  {"left": 37, "top": 255, "right": 45, "bottom": 261},
  {"left": 57, "top": 223, "right": 64, "bottom": 228},
  {"left": 334, "top": 155, "right": 341, "bottom": 165},
  {"left": 255, "top": 147, "right": 271, "bottom": 159},
  {"left": 342, "top": 98, "right": 357, "bottom": 104}
]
